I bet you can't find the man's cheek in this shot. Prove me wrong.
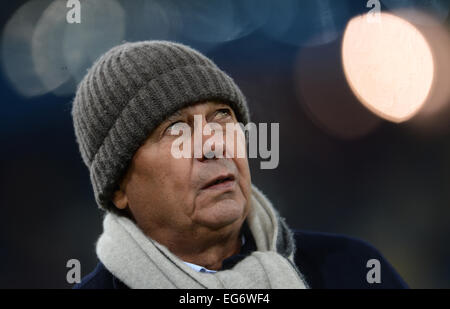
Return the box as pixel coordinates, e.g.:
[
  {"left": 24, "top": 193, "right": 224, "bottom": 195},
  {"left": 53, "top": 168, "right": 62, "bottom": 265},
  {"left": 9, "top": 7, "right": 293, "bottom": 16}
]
[
  {"left": 236, "top": 163, "right": 251, "bottom": 197},
  {"left": 165, "top": 161, "right": 192, "bottom": 190},
  {"left": 236, "top": 157, "right": 251, "bottom": 179}
]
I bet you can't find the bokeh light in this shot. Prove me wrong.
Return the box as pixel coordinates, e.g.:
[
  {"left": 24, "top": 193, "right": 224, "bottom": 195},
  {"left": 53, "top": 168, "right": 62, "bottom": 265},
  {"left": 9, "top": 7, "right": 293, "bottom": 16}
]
[
  {"left": 381, "top": 0, "right": 450, "bottom": 24},
  {"left": 295, "top": 40, "right": 382, "bottom": 140},
  {"left": 261, "top": 0, "right": 351, "bottom": 47},
  {"left": 174, "top": 0, "right": 237, "bottom": 43},
  {"left": 63, "top": 0, "right": 125, "bottom": 86},
  {"left": 1, "top": 0, "right": 53, "bottom": 97},
  {"left": 31, "top": 0, "right": 74, "bottom": 95},
  {"left": 342, "top": 12, "right": 434, "bottom": 123},
  {"left": 170, "top": 0, "right": 271, "bottom": 51},
  {"left": 403, "top": 10, "right": 450, "bottom": 134},
  {"left": 118, "top": 0, "right": 178, "bottom": 42}
]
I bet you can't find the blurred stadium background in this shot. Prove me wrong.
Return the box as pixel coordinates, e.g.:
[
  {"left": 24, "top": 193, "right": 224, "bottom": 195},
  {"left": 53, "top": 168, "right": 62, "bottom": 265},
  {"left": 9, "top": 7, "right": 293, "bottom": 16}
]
[{"left": 0, "top": 0, "right": 449, "bottom": 288}]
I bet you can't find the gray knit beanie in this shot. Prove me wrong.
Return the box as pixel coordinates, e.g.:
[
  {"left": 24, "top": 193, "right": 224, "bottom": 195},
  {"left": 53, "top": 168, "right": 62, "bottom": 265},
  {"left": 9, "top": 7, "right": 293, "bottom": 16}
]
[{"left": 71, "top": 40, "right": 250, "bottom": 211}]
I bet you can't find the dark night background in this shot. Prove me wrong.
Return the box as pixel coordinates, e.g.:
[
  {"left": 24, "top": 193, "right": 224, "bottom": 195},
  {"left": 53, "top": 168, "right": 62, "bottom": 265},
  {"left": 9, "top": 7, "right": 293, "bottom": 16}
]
[{"left": 0, "top": 0, "right": 449, "bottom": 288}]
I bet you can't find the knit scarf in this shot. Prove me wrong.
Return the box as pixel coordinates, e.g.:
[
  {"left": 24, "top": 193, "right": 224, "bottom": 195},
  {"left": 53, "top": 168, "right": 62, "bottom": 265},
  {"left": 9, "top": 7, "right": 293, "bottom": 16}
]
[{"left": 96, "top": 185, "right": 309, "bottom": 289}]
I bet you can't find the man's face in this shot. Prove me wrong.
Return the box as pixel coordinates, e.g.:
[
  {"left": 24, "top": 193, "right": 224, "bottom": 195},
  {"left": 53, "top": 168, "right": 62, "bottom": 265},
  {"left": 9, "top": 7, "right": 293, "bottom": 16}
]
[{"left": 113, "top": 101, "right": 252, "bottom": 243}]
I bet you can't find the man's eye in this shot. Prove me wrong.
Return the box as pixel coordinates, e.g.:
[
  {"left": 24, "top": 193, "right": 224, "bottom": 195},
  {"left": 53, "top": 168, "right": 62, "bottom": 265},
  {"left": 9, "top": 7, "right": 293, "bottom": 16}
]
[
  {"left": 215, "top": 109, "right": 232, "bottom": 119},
  {"left": 164, "top": 121, "right": 185, "bottom": 135}
]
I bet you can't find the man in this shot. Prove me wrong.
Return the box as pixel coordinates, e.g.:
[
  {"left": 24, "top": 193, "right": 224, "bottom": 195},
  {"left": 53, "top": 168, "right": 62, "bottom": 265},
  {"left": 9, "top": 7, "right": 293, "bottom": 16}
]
[{"left": 71, "top": 40, "right": 407, "bottom": 289}]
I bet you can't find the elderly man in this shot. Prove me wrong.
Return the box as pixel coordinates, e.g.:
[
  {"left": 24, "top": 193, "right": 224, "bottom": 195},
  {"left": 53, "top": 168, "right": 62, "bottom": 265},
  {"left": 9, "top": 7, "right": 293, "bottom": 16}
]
[{"left": 72, "top": 41, "right": 407, "bottom": 289}]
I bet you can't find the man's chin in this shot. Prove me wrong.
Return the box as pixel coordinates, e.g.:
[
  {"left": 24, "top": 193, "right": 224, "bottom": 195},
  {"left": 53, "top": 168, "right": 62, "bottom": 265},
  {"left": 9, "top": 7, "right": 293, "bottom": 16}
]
[{"left": 192, "top": 199, "right": 246, "bottom": 230}]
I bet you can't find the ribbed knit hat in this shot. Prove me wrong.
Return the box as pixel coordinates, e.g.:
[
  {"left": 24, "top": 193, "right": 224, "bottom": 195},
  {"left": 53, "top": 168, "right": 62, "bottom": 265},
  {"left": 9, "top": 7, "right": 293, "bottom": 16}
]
[{"left": 72, "top": 40, "right": 250, "bottom": 211}]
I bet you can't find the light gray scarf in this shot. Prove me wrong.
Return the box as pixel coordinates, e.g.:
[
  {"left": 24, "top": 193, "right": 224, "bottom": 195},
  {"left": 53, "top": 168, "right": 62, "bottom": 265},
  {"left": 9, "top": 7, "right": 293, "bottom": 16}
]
[{"left": 96, "top": 185, "right": 309, "bottom": 289}]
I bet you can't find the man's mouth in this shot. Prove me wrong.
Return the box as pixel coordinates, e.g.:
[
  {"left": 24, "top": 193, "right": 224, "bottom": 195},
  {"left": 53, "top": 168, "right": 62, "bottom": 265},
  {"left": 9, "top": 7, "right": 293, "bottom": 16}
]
[{"left": 201, "top": 174, "right": 236, "bottom": 191}]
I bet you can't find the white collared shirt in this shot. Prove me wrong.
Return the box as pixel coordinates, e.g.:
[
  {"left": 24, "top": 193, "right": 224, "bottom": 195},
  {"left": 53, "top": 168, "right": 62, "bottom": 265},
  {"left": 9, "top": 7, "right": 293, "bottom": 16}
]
[
  {"left": 183, "top": 261, "right": 217, "bottom": 273},
  {"left": 183, "top": 234, "right": 246, "bottom": 274}
]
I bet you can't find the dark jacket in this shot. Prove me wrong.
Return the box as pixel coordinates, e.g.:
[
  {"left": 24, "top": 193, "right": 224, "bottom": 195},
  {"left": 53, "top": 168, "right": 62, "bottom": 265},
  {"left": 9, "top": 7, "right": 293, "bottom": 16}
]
[{"left": 74, "top": 229, "right": 408, "bottom": 289}]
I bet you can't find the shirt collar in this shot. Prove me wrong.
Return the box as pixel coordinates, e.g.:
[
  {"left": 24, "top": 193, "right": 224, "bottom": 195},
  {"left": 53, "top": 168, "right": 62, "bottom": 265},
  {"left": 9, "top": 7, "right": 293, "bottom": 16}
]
[{"left": 183, "top": 228, "right": 251, "bottom": 273}]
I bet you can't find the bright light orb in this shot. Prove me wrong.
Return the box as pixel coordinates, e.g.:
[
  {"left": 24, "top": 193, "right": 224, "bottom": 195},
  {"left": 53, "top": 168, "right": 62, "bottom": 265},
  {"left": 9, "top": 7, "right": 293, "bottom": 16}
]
[{"left": 342, "top": 12, "right": 434, "bottom": 123}]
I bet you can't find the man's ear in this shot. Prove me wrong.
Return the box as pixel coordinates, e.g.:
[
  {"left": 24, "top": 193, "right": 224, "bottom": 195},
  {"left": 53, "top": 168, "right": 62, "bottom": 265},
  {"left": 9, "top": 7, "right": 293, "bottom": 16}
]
[{"left": 112, "top": 186, "right": 128, "bottom": 210}]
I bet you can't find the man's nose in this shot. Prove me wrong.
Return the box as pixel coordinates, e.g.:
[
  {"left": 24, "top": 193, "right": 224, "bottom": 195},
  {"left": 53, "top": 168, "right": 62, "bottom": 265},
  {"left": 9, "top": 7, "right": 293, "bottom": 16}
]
[
  {"left": 194, "top": 115, "right": 226, "bottom": 162},
  {"left": 200, "top": 139, "right": 227, "bottom": 161}
]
